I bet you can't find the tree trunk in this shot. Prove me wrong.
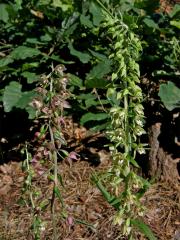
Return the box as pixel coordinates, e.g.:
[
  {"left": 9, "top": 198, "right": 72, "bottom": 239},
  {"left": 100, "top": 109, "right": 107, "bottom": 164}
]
[{"left": 148, "top": 122, "right": 180, "bottom": 187}]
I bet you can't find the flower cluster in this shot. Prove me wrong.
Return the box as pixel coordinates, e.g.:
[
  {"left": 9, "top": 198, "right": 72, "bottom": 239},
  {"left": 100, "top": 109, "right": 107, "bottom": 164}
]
[{"left": 103, "top": 13, "right": 147, "bottom": 236}]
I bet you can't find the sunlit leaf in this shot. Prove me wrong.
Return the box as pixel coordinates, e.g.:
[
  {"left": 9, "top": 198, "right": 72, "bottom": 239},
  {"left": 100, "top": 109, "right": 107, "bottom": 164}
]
[{"left": 170, "top": 20, "right": 180, "bottom": 29}]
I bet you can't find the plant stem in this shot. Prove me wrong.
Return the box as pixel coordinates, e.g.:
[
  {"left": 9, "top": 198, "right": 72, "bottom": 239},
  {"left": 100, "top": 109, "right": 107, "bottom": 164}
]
[
  {"left": 25, "top": 144, "right": 35, "bottom": 209},
  {"left": 49, "top": 122, "right": 58, "bottom": 240}
]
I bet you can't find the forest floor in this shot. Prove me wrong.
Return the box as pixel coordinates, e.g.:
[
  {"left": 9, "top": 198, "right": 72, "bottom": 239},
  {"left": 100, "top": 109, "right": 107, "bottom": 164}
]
[{"left": 0, "top": 118, "right": 179, "bottom": 240}]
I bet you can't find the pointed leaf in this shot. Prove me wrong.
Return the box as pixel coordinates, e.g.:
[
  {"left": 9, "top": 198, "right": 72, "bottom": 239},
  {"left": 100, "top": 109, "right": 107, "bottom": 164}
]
[
  {"left": 53, "top": 186, "right": 64, "bottom": 206},
  {"left": 68, "top": 42, "right": 91, "bottom": 63},
  {"left": 80, "top": 112, "right": 109, "bottom": 125},
  {"left": 131, "top": 219, "right": 157, "bottom": 240},
  {"left": 57, "top": 173, "right": 64, "bottom": 188}
]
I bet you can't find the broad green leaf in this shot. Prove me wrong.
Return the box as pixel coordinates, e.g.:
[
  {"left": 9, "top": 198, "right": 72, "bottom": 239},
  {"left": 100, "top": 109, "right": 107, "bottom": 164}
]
[
  {"left": 3, "top": 81, "right": 22, "bottom": 112},
  {"left": 10, "top": 46, "right": 41, "bottom": 60},
  {"left": 158, "top": 81, "right": 180, "bottom": 111},
  {"left": 86, "top": 60, "right": 112, "bottom": 80},
  {"left": 68, "top": 73, "right": 83, "bottom": 87},
  {"left": 63, "top": 22, "right": 79, "bottom": 37},
  {"left": 85, "top": 99, "right": 108, "bottom": 108},
  {"left": 0, "top": 4, "right": 9, "bottom": 23},
  {"left": 85, "top": 78, "right": 108, "bottom": 89},
  {"left": 16, "top": 91, "right": 37, "bottom": 109},
  {"left": 15, "top": 0, "right": 22, "bottom": 9},
  {"left": 170, "top": 20, "right": 180, "bottom": 29},
  {"left": 80, "top": 14, "right": 93, "bottom": 28},
  {"left": 48, "top": 54, "right": 74, "bottom": 64},
  {"left": 169, "top": 4, "right": 180, "bottom": 18},
  {"left": 52, "top": 0, "right": 72, "bottom": 11},
  {"left": 22, "top": 62, "right": 39, "bottom": 71},
  {"left": 77, "top": 93, "right": 96, "bottom": 100},
  {"left": 85, "top": 99, "right": 98, "bottom": 108},
  {"left": 38, "top": 0, "right": 51, "bottom": 5},
  {"left": 26, "top": 38, "right": 45, "bottom": 45},
  {"left": 89, "top": 1, "right": 104, "bottom": 26},
  {"left": 88, "top": 50, "right": 108, "bottom": 61},
  {"left": 85, "top": 60, "right": 111, "bottom": 88},
  {"left": 25, "top": 106, "right": 37, "bottom": 119},
  {"left": 80, "top": 112, "right": 109, "bottom": 125},
  {"left": 131, "top": 219, "right": 157, "bottom": 240},
  {"left": 143, "top": 18, "right": 159, "bottom": 29},
  {"left": 21, "top": 72, "right": 40, "bottom": 83},
  {"left": 68, "top": 42, "right": 91, "bottom": 63},
  {"left": 40, "top": 33, "right": 52, "bottom": 42},
  {"left": 0, "top": 56, "right": 14, "bottom": 67}
]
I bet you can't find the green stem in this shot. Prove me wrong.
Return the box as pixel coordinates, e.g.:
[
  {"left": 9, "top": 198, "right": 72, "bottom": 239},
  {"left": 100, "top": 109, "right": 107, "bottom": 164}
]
[
  {"left": 124, "top": 92, "right": 130, "bottom": 156},
  {"left": 25, "top": 144, "right": 35, "bottom": 209},
  {"left": 49, "top": 123, "right": 58, "bottom": 240}
]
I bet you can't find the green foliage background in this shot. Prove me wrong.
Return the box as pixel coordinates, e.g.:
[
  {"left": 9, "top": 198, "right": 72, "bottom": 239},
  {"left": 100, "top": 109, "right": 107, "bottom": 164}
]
[
  {"left": 0, "top": 0, "right": 179, "bottom": 122},
  {"left": 0, "top": 1, "right": 179, "bottom": 124}
]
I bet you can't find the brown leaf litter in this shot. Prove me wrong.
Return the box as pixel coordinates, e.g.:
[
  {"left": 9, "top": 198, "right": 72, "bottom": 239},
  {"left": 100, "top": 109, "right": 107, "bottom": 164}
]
[{"left": 0, "top": 153, "right": 179, "bottom": 240}]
